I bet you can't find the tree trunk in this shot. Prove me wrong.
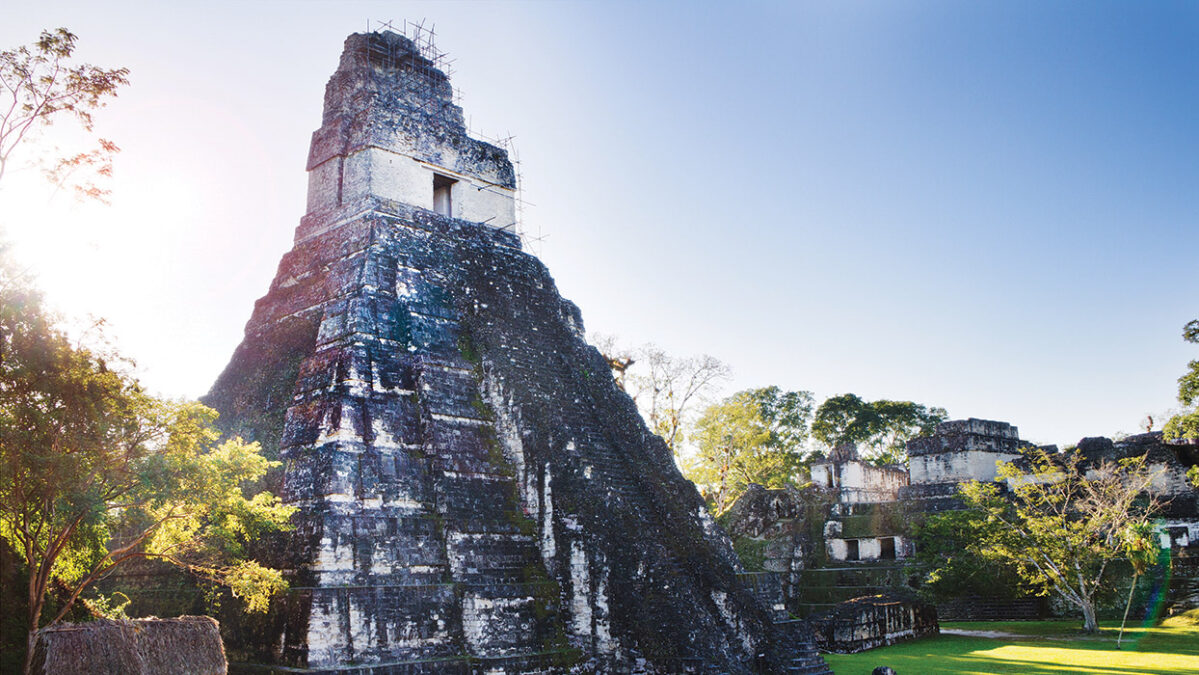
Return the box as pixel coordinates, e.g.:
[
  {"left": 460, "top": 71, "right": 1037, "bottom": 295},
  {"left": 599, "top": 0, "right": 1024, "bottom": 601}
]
[
  {"left": 24, "top": 630, "right": 35, "bottom": 675},
  {"left": 1117, "top": 573, "right": 1139, "bottom": 648},
  {"left": 24, "top": 576, "right": 44, "bottom": 675},
  {"left": 1080, "top": 598, "right": 1099, "bottom": 633}
]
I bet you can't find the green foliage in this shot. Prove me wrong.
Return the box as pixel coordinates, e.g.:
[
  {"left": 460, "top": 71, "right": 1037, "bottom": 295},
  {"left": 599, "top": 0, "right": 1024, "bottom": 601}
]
[
  {"left": 810, "top": 393, "right": 946, "bottom": 464},
  {"left": 731, "top": 536, "right": 773, "bottom": 572},
  {"left": 0, "top": 28, "right": 130, "bottom": 200},
  {"left": 457, "top": 332, "right": 480, "bottom": 365},
  {"left": 0, "top": 263, "right": 294, "bottom": 673},
  {"left": 810, "top": 393, "right": 873, "bottom": 449},
  {"left": 686, "top": 387, "right": 813, "bottom": 512},
  {"left": 1164, "top": 319, "right": 1199, "bottom": 443},
  {"left": 912, "top": 509, "right": 1025, "bottom": 602},
  {"left": 744, "top": 386, "right": 814, "bottom": 451},
  {"left": 81, "top": 591, "right": 130, "bottom": 619},
  {"left": 223, "top": 560, "right": 288, "bottom": 613},
  {"left": 955, "top": 448, "right": 1165, "bottom": 632}
]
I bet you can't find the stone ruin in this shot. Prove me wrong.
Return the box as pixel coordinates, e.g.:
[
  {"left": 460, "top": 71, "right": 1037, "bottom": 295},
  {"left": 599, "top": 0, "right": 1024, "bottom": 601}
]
[
  {"left": 721, "top": 418, "right": 1199, "bottom": 627},
  {"left": 901, "top": 419, "right": 1026, "bottom": 512},
  {"left": 198, "top": 30, "right": 833, "bottom": 674},
  {"left": 808, "top": 592, "right": 938, "bottom": 654}
]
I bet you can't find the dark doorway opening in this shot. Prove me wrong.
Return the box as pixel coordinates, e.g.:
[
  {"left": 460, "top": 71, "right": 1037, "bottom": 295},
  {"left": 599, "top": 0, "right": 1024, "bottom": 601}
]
[{"left": 880, "top": 537, "right": 897, "bottom": 560}]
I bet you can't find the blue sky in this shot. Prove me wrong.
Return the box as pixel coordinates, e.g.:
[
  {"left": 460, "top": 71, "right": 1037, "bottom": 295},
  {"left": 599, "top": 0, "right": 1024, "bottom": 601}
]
[{"left": 1, "top": 1, "right": 1195, "bottom": 447}]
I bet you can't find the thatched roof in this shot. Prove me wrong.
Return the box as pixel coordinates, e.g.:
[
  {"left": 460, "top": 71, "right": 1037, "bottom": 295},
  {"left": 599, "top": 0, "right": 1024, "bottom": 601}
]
[{"left": 29, "top": 616, "right": 226, "bottom": 675}]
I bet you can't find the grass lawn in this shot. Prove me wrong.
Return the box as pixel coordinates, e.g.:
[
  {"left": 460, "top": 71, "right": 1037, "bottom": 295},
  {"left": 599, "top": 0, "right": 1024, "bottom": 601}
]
[{"left": 820, "top": 618, "right": 1199, "bottom": 674}]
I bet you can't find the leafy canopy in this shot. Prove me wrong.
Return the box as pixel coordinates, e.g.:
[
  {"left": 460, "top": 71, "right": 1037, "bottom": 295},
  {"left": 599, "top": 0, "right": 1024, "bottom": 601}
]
[
  {"left": 0, "top": 27, "right": 129, "bottom": 201},
  {"left": 955, "top": 447, "right": 1163, "bottom": 632},
  {"left": 687, "top": 386, "right": 814, "bottom": 512},
  {"left": 811, "top": 393, "right": 947, "bottom": 465},
  {"left": 0, "top": 261, "right": 294, "bottom": 651}
]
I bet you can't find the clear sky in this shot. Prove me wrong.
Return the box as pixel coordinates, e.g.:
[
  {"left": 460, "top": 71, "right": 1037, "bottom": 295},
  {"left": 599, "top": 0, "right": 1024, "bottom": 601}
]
[{"left": 1, "top": 1, "right": 1195, "bottom": 448}]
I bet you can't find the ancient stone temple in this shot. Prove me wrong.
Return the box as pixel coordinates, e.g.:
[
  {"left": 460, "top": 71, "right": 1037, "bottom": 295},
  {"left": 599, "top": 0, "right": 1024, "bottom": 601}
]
[{"left": 203, "top": 30, "right": 831, "bottom": 674}]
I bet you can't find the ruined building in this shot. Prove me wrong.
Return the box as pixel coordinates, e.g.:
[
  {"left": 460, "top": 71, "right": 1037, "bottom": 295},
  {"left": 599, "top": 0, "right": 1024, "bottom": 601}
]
[
  {"left": 900, "top": 419, "right": 1027, "bottom": 512},
  {"left": 722, "top": 418, "right": 1199, "bottom": 622},
  {"left": 202, "top": 31, "right": 831, "bottom": 674}
]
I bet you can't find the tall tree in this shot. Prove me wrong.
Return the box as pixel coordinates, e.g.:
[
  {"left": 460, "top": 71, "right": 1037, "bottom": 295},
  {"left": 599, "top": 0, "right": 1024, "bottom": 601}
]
[
  {"left": 956, "top": 447, "right": 1164, "bottom": 633},
  {"left": 810, "top": 393, "right": 946, "bottom": 464},
  {"left": 0, "top": 265, "right": 293, "bottom": 674},
  {"left": 606, "top": 341, "right": 729, "bottom": 452},
  {"left": 1164, "top": 318, "right": 1198, "bottom": 445},
  {"left": 0, "top": 28, "right": 129, "bottom": 200},
  {"left": 688, "top": 387, "right": 814, "bottom": 512},
  {"left": 744, "top": 386, "right": 814, "bottom": 453}
]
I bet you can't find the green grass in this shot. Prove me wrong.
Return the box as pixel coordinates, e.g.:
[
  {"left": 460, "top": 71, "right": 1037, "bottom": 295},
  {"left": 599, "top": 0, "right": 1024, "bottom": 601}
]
[{"left": 821, "top": 620, "right": 1199, "bottom": 674}]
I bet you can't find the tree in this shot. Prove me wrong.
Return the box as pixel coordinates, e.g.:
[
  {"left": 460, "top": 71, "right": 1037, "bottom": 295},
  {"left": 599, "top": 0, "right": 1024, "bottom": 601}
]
[
  {"left": 591, "top": 333, "right": 635, "bottom": 392},
  {"left": 0, "top": 28, "right": 129, "bottom": 201},
  {"left": 911, "top": 508, "right": 1025, "bottom": 603},
  {"left": 810, "top": 393, "right": 946, "bottom": 465},
  {"left": 956, "top": 447, "right": 1164, "bottom": 633},
  {"left": 744, "top": 386, "right": 814, "bottom": 453},
  {"left": 1116, "top": 521, "right": 1162, "bottom": 648},
  {"left": 688, "top": 387, "right": 814, "bottom": 512},
  {"left": 1163, "top": 318, "right": 1198, "bottom": 445},
  {"left": 609, "top": 341, "right": 729, "bottom": 452},
  {"left": 0, "top": 267, "right": 293, "bottom": 674}
]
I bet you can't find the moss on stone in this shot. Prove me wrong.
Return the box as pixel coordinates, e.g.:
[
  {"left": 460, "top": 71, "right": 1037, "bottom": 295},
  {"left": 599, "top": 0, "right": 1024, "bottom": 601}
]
[{"left": 733, "top": 537, "right": 772, "bottom": 572}]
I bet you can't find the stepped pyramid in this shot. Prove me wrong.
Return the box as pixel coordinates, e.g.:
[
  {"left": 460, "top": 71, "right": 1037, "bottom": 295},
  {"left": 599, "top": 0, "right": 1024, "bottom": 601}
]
[{"left": 204, "top": 30, "right": 831, "bottom": 675}]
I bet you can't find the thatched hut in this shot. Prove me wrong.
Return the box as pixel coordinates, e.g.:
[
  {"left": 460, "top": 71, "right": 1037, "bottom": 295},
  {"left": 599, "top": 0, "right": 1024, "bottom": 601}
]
[{"left": 29, "top": 615, "right": 226, "bottom": 675}]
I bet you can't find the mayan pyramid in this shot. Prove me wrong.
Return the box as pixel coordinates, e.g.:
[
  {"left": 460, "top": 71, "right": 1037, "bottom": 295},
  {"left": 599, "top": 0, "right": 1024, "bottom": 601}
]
[{"left": 204, "top": 30, "right": 831, "bottom": 675}]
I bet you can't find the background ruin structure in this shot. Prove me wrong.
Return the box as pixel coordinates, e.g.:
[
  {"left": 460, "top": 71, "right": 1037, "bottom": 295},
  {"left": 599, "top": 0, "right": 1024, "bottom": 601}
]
[
  {"left": 200, "top": 30, "right": 832, "bottom": 674},
  {"left": 722, "top": 419, "right": 1199, "bottom": 625}
]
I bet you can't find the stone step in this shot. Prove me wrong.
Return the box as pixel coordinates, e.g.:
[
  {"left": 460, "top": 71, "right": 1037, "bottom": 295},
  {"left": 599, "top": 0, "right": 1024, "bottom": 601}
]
[{"left": 454, "top": 567, "right": 546, "bottom": 584}]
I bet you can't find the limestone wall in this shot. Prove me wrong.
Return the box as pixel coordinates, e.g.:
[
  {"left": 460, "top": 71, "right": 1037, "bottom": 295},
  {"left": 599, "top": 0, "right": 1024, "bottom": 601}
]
[
  {"left": 908, "top": 449, "right": 1021, "bottom": 485},
  {"left": 811, "top": 460, "right": 908, "bottom": 503}
]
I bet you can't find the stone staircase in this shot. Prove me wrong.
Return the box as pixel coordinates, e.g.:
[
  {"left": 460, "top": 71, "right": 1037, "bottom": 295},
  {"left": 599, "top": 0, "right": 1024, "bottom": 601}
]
[
  {"left": 771, "top": 619, "right": 835, "bottom": 675},
  {"left": 413, "top": 354, "right": 572, "bottom": 667}
]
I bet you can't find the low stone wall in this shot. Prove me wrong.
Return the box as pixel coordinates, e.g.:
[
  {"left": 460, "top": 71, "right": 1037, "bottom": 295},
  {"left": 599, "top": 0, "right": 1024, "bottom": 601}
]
[
  {"left": 811, "top": 593, "right": 938, "bottom": 654},
  {"left": 936, "top": 596, "right": 1048, "bottom": 621},
  {"left": 29, "top": 616, "right": 226, "bottom": 675}
]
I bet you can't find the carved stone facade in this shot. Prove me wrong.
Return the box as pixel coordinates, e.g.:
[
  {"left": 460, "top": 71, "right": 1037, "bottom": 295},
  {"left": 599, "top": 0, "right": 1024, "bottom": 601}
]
[
  {"left": 202, "top": 31, "right": 830, "bottom": 674},
  {"left": 809, "top": 593, "right": 938, "bottom": 654}
]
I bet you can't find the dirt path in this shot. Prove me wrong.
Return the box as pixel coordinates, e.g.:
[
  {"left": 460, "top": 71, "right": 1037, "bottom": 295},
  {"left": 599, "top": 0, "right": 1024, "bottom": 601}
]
[
  {"left": 942, "top": 628, "right": 1062, "bottom": 640},
  {"left": 943, "top": 628, "right": 1026, "bottom": 639}
]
